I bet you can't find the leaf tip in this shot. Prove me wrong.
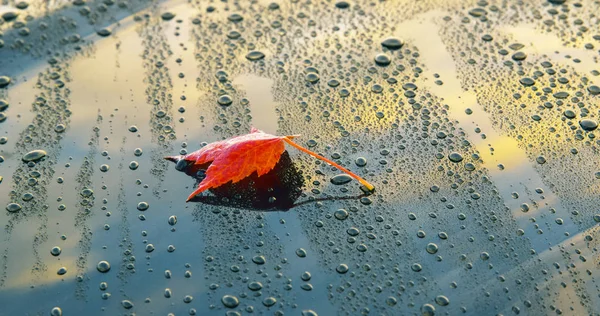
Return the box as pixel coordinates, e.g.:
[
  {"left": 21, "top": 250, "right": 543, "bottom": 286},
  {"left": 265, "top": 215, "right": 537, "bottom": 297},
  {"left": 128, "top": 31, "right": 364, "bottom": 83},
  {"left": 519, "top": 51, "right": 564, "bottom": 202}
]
[{"left": 165, "top": 156, "right": 180, "bottom": 163}]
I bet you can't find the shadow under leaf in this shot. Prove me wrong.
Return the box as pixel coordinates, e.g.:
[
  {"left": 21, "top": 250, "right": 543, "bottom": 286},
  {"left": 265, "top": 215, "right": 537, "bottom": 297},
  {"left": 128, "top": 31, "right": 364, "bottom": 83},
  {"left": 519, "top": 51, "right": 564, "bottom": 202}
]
[{"left": 167, "top": 151, "right": 366, "bottom": 211}]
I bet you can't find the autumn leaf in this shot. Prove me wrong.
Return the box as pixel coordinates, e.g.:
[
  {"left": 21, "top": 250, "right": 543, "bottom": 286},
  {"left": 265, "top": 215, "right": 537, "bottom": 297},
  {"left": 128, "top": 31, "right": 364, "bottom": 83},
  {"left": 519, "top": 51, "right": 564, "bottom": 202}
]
[{"left": 166, "top": 127, "right": 375, "bottom": 202}]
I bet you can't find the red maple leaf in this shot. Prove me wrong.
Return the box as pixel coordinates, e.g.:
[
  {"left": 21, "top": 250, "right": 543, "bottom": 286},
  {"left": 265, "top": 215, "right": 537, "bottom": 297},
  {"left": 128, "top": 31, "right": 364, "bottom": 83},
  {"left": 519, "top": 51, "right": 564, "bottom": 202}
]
[{"left": 167, "top": 128, "right": 374, "bottom": 202}]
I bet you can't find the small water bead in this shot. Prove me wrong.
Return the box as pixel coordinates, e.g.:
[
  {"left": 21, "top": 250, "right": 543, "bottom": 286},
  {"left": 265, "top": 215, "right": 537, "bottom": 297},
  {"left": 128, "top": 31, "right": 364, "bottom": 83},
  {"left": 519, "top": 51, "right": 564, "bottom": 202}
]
[
  {"left": 145, "top": 244, "right": 155, "bottom": 253},
  {"left": 520, "top": 203, "right": 530, "bottom": 212},
  {"left": 228, "top": 13, "right": 244, "bottom": 22},
  {"left": 0, "top": 100, "right": 8, "bottom": 111},
  {"left": 327, "top": 79, "right": 340, "bottom": 87},
  {"left": 435, "top": 295, "right": 450, "bottom": 306},
  {"left": 536, "top": 156, "right": 546, "bottom": 164},
  {"left": 588, "top": 85, "right": 600, "bottom": 95},
  {"left": 374, "top": 53, "right": 391, "bottom": 66},
  {"left": 57, "top": 267, "right": 67, "bottom": 275},
  {"left": 134, "top": 148, "right": 143, "bottom": 156},
  {"left": 168, "top": 215, "right": 177, "bottom": 225},
  {"left": 553, "top": 91, "right": 569, "bottom": 99},
  {"left": 519, "top": 77, "right": 535, "bottom": 86},
  {"left": 305, "top": 73, "right": 320, "bottom": 83},
  {"left": 579, "top": 119, "right": 598, "bottom": 131},
  {"left": 54, "top": 124, "right": 66, "bottom": 133},
  {"left": 296, "top": 248, "right": 307, "bottom": 257},
  {"left": 302, "top": 310, "right": 318, "bottom": 316},
  {"left": 511, "top": 51, "right": 527, "bottom": 61},
  {"left": 121, "top": 300, "right": 134, "bottom": 309},
  {"left": 97, "top": 28, "right": 111, "bottom": 37},
  {"left": 183, "top": 295, "right": 193, "bottom": 303},
  {"left": 381, "top": 37, "right": 404, "bottom": 50},
  {"left": 336, "top": 263, "right": 349, "bottom": 274},
  {"left": 426, "top": 243, "right": 439, "bottom": 254},
  {"left": 128, "top": 126, "right": 138, "bottom": 132},
  {"left": 50, "top": 307, "right": 62, "bottom": 316},
  {"left": 221, "top": 295, "right": 240, "bottom": 308},
  {"left": 347, "top": 227, "right": 360, "bottom": 236},
  {"left": 555, "top": 218, "right": 564, "bottom": 225},
  {"left": 99, "top": 164, "right": 109, "bottom": 172},
  {"left": 421, "top": 304, "right": 436, "bottom": 316},
  {"left": 51, "top": 246, "right": 61, "bottom": 256},
  {"left": 217, "top": 95, "right": 233, "bottom": 106},
  {"left": 245, "top": 51, "right": 265, "bottom": 61},
  {"left": 301, "top": 271, "right": 312, "bottom": 281},
  {"left": 301, "top": 284, "right": 313, "bottom": 291},
  {"left": 371, "top": 84, "right": 383, "bottom": 93},
  {"left": 0, "top": 76, "right": 11, "bottom": 88},
  {"left": 262, "top": 297, "right": 277, "bottom": 307},
  {"left": 99, "top": 282, "right": 108, "bottom": 291},
  {"left": 137, "top": 202, "right": 149, "bottom": 211},
  {"left": 355, "top": 157, "right": 367, "bottom": 167},
  {"left": 448, "top": 152, "right": 463, "bottom": 163},
  {"left": 411, "top": 263, "right": 422, "bottom": 272},
  {"left": 252, "top": 255, "right": 266, "bottom": 264},
  {"left": 248, "top": 281, "right": 263, "bottom": 291},
  {"left": 22, "top": 149, "right": 47, "bottom": 162},
  {"left": 6, "top": 203, "right": 21, "bottom": 212},
  {"left": 97, "top": 261, "right": 111, "bottom": 273},
  {"left": 333, "top": 208, "right": 348, "bottom": 221},
  {"left": 129, "top": 161, "right": 139, "bottom": 170},
  {"left": 161, "top": 12, "right": 175, "bottom": 20},
  {"left": 335, "top": 1, "right": 349, "bottom": 9},
  {"left": 563, "top": 110, "right": 576, "bottom": 119}
]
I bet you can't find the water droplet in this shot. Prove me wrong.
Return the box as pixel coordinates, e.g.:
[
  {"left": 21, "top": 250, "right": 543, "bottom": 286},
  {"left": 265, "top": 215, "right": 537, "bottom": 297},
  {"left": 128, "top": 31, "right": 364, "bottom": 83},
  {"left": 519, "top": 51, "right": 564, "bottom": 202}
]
[
  {"left": 221, "top": 295, "right": 240, "bottom": 308},
  {"left": 245, "top": 51, "right": 265, "bottom": 61},
  {"left": 330, "top": 174, "right": 352, "bottom": 185},
  {"left": 161, "top": 12, "right": 175, "bottom": 21},
  {"left": 435, "top": 295, "right": 450, "bottom": 306},
  {"left": 421, "top": 303, "right": 436, "bottom": 316},
  {"left": 0, "top": 76, "right": 11, "bottom": 88},
  {"left": 6, "top": 203, "right": 21, "bottom": 212},
  {"left": 295, "top": 248, "right": 307, "bottom": 257},
  {"left": 579, "top": 119, "right": 598, "bottom": 131},
  {"left": 97, "top": 261, "right": 111, "bottom": 273},
  {"left": 248, "top": 281, "right": 263, "bottom": 291},
  {"left": 252, "top": 255, "right": 266, "bottom": 264},
  {"left": 50, "top": 307, "right": 62, "bottom": 316},
  {"left": 129, "top": 161, "right": 139, "bottom": 170},
  {"left": 519, "top": 77, "right": 535, "bottom": 86},
  {"left": 334, "top": 209, "right": 349, "bottom": 220},
  {"left": 335, "top": 1, "right": 350, "bottom": 9},
  {"left": 536, "top": 156, "right": 546, "bottom": 164},
  {"left": 374, "top": 54, "right": 391, "bottom": 66},
  {"left": 381, "top": 37, "right": 404, "bottom": 50},
  {"left": 217, "top": 95, "right": 233, "bottom": 106},
  {"left": 426, "top": 243, "right": 439, "bottom": 254},
  {"left": 448, "top": 152, "right": 463, "bottom": 163},
  {"left": 336, "top": 263, "right": 349, "bottom": 274},
  {"left": 0, "top": 100, "right": 8, "bottom": 111},
  {"left": 22, "top": 150, "right": 47, "bottom": 162},
  {"left": 262, "top": 297, "right": 277, "bottom": 307},
  {"left": 121, "top": 300, "right": 134, "bottom": 309},
  {"left": 97, "top": 28, "right": 111, "bottom": 37},
  {"left": 137, "top": 201, "right": 149, "bottom": 211}
]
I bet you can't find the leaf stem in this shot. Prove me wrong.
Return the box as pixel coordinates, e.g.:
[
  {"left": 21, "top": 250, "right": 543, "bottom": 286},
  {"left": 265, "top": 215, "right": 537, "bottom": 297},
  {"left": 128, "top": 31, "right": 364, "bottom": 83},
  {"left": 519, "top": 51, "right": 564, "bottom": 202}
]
[{"left": 283, "top": 137, "right": 375, "bottom": 192}]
